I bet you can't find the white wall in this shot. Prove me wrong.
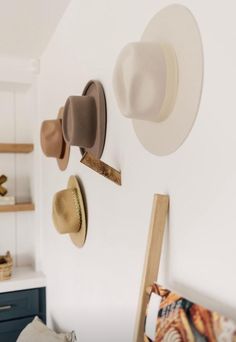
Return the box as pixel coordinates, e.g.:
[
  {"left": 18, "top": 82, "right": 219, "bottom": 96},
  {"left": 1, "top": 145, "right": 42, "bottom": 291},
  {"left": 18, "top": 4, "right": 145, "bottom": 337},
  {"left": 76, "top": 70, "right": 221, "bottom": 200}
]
[
  {"left": 0, "top": 0, "right": 71, "bottom": 58},
  {"left": 38, "top": 0, "right": 236, "bottom": 341},
  {"left": 0, "top": 59, "right": 38, "bottom": 267}
]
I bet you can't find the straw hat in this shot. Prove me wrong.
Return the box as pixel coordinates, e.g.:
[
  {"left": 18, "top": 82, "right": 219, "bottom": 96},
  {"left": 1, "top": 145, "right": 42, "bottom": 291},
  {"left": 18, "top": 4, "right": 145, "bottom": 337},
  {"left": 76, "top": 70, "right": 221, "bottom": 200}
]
[
  {"left": 113, "top": 4, "right": 203, "bottom": 155},
  {"left": 52, "top": 175, "right": 87, "bottom": 248},
  {"left": 40, "top": 107, "right": 70, "bottom": 170},
  {"left": 62, "top": 80, "right": 107, "bottom": 159}
]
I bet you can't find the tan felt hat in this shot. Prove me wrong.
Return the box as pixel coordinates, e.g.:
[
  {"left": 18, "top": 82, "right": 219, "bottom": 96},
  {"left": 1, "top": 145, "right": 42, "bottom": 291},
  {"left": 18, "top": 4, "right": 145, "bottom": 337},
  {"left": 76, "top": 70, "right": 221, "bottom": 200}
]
[
  {"left": 113, "top": 4, "right": 203, "bottom": 155},
  {"left": 52, "top": 175, "right": 87, "bottom": 248},
  {"left": 62, "top": 80, "right": 107, "bottom": 159},
  {"left": 40, "top": 107, "right": 70, "bottom": 171}
]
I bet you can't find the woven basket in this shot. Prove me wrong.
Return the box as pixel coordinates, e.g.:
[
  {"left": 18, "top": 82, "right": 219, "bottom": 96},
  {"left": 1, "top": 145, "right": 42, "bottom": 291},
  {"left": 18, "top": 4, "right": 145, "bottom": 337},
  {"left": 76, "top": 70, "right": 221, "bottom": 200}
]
[{"left": 0, "top": 251, "right": 13, "bottom": 281}]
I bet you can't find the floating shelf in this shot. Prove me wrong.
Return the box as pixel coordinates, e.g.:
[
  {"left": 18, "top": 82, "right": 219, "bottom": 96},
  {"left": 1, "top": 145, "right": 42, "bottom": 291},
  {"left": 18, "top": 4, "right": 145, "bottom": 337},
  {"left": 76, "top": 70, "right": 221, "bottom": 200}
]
[
  {"left": 0, "top": 143, "right": 34, "bottom": 153},
  {"left": 0, "top": 202, "right": 35, "bottom": 213}
]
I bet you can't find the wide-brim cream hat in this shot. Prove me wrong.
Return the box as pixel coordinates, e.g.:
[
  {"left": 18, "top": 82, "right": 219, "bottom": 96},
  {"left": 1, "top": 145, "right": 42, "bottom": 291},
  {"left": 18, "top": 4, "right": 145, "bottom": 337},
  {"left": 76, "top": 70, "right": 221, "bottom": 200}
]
[
  {"left": 52, "top": 175, "right": 87, "bottom": 248},
  {"left": 113, "top": 4, "right": 203, "bottom": 155}
]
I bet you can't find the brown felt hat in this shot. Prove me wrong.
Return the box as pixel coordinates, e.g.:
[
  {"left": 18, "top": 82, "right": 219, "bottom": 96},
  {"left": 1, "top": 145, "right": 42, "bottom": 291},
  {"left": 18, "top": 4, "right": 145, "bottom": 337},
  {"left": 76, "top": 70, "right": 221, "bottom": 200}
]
[
  {"left": 62, "top": 80, "right": 107, "bottom": 159},
  {"left": 40, "top": 107, "right": 70, "bottom": 171},
  {"left": 52, "top": 175, "right": 87, "bottom": 248}
]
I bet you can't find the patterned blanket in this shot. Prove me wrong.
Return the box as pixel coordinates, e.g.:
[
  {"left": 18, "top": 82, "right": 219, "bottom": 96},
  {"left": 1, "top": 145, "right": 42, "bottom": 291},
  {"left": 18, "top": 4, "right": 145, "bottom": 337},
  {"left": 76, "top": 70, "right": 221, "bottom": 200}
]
[{"left": 145, "top": 284, "right": 236, "bottom": 342}]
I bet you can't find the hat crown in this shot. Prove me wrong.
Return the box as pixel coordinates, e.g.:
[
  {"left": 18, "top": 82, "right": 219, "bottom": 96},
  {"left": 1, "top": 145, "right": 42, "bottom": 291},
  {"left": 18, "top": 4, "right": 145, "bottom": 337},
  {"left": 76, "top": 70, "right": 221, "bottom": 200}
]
[
  {"left": 63, "top": 95, "right": 97, "bottom": 148},
  {"left": 113, "top": 42, "right": 178, "bottom": 123},
  {"left": 40, "top": 119, "right": 63, "bottom": 158},
  {"left": 52, "top": 188, "right": 81, "bottom": 235}
]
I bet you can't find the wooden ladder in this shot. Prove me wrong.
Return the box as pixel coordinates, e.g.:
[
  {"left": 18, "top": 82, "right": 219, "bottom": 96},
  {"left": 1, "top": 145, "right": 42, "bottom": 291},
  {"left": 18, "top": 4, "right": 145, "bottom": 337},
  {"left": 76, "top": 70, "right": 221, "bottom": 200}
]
[{"left": 134, "top": 194, "right": 169, "bottom": 342}]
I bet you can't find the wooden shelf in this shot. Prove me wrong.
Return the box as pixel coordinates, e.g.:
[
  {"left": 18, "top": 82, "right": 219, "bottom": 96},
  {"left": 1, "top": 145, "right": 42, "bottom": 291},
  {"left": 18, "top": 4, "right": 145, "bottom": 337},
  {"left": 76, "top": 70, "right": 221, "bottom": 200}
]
[
  {"left": 0, "top": 202, "right": 35, "bottom": 213},
  {"left": 0, "top": 143, "right": 34, "bottom": 153}
]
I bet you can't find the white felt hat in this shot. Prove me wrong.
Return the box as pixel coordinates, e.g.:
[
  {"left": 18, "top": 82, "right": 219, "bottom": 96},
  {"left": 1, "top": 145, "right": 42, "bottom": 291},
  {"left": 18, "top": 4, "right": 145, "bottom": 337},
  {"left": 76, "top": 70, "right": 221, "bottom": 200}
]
[{"left": 113, "top": 4, "right": 203, "bottom": 155}]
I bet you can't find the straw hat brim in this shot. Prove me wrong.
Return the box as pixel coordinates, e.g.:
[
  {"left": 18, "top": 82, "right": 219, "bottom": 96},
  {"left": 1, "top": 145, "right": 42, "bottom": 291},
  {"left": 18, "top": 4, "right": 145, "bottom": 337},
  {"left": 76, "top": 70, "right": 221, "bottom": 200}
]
[
  {"left": 67, "top": 175, "right": 87, "bottom": 247},
  {"left": 57, "top": 108, "right": 70, "bottom": 171},
  {"left": 80, "top": 80, "right": 107, "bottom": 159},
  {"left": 132, "top": 4, "right": 203, "bottom": 155}
]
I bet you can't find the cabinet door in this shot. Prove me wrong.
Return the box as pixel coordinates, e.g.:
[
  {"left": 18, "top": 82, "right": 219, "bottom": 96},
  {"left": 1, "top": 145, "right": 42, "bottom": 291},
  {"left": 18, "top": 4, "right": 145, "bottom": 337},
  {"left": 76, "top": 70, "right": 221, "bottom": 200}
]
[
  {"left": 0, "top": 316, "right": 33, "bottom": 342},
  {"left": 0, "top": 289, "right": 39, "bottom": 322}
]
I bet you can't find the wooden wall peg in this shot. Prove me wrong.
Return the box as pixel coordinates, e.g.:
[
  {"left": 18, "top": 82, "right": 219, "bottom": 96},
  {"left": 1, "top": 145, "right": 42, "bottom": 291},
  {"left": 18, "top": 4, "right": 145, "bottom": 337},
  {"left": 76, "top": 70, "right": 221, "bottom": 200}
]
[
  {"left": 0, "top": 175, "right": 7, "bottom": 196},
  {"left": 134, "top": 194, "right": 169, "bottom": 342},
  {"left": 80, "top": 152, "right": 121, "bottom": 186}
]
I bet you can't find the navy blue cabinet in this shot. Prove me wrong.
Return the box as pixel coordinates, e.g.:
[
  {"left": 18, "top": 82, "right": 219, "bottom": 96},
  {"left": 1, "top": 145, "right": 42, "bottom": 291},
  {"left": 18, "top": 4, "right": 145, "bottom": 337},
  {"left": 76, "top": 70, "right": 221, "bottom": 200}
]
[{"left": 0, "top": 287, "right": 46, "bottom": 342}]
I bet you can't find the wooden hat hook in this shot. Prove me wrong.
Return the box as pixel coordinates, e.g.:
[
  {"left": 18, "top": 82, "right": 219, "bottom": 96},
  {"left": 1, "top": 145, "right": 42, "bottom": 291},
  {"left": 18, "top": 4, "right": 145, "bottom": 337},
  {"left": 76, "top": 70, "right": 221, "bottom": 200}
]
[{"left": 80, "top": 152, "right": 121, "bottom": 186}]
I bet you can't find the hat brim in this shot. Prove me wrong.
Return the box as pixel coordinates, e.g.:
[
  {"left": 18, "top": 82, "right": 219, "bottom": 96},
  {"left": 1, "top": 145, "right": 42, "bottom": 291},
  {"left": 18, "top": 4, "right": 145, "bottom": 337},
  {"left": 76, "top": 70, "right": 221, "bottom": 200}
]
[
  {"left": 132, "top": 4, "right": 203, "bottom": 155},
  {"left": 80, "top": 80, "right": 107, "bottom": 159},
  {"left": 67, "top": 175, "right": 87, "bottom": 247},
  {"left": 57, "top": 107, "right": 70, "bottom": 171}
]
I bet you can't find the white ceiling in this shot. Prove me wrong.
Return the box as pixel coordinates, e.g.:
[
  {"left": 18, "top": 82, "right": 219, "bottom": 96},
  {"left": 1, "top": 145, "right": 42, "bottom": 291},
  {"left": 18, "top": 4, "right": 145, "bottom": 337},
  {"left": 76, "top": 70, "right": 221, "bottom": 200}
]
[{"left": 0, "top": 0, "right": 71, "bottom": 58}]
